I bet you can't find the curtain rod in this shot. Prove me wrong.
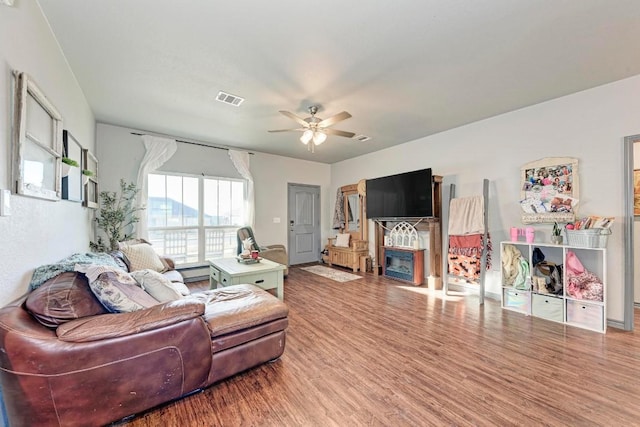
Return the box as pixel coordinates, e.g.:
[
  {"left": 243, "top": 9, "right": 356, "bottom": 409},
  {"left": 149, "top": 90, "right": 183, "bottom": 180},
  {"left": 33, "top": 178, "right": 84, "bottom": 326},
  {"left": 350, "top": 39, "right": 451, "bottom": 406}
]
[{"left": 130, "top": 132, "right": 254, "bottom": 155}]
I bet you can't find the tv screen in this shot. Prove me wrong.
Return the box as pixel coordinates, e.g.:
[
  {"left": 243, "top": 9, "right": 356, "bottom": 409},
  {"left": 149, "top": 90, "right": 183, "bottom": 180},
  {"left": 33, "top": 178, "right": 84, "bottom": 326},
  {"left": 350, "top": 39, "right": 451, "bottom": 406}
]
[{"left": 366, "top": 168, "right": 433, "bottom": 219}]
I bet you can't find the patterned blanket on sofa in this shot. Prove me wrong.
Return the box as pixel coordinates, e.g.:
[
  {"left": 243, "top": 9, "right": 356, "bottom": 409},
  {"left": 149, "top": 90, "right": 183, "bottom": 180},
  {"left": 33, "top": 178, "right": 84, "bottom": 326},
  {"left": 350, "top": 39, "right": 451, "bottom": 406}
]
[{"left": 29, "top": 253, "right": 124, "bottom": 290}]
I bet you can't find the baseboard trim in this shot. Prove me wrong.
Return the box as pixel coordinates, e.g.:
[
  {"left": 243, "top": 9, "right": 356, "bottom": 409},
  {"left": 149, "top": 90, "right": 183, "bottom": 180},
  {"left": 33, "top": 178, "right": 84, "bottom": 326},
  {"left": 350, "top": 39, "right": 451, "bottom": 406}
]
[
  {"left": 445, "top": 282, "right": 500, "bottom": 301},
  {"left": 607, "top": 319, "right": 627, "bottom": 330},
  {"left": 184, "top": 276, "right": 208, "bottom": 283}
]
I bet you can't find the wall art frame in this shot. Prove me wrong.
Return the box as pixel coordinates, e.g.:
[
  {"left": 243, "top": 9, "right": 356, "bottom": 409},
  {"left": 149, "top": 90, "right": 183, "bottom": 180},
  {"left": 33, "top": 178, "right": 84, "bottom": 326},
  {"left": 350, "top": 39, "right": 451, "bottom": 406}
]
[
  {"left": 82, "top": 148, "right": 99, "bottom": 209},
  {"left": 62, "top": 130, "right": 84, "bottom": 202},
  {"left": 520, "top": 156, "right": 579, "bottom": 224},
  {"left": 12, "top": 71, "right": 63, "bottom": 201}
]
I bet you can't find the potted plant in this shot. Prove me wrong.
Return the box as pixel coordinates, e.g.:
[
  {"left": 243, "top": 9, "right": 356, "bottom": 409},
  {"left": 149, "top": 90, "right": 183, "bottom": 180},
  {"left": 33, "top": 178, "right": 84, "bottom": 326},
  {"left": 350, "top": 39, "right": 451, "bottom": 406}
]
[
  {"left": 90, "top": 179, "right": 145, "bottom": 252},
  {"left": 82, "top": 169, "right": 94, "bottom": 185},
  {"left": 551, "top": 222, "right": 563, "bottom": 245},
  {"left": 61, "top": 157, "right": 79, "bottom": 177}
]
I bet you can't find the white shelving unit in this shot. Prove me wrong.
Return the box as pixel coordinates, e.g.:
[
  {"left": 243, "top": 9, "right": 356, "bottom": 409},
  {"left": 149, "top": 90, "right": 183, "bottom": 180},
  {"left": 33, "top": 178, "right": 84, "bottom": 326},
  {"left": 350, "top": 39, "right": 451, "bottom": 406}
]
[{"left": 500, "top": 241, "right": 607, "bottom": 333}]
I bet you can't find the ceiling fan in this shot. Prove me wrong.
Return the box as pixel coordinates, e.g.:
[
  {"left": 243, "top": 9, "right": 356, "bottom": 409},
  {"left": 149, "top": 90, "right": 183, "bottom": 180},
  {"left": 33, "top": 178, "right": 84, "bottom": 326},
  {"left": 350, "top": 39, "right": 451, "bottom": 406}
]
[{"left": 268, "top": 105, "right": 355, "bottom": 152}]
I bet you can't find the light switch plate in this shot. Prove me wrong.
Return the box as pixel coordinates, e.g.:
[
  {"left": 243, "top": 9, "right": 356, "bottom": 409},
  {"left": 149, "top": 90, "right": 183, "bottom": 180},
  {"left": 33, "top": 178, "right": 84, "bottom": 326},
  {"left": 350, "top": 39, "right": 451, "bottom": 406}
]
[
  {"left": 273, "top": 217, "right": 281, "bottom": 223},
  {"left": 0, "top": 189, "right": 10, "bottom": 216}
]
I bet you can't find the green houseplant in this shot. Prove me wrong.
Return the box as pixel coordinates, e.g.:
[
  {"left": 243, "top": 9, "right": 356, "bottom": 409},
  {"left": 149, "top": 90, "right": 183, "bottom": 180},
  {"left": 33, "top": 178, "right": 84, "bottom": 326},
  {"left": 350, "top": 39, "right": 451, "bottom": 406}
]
[
  {"left": 90, "top": 179, "right": 145, "bottom": 252},
  {"left": 82, "top": 169, "right": 94, "bottom": 185},
  {"left": 61, "top": 157, "right": 79, "bottom": 167},
  {"left": 61, "top": 157, "right": 79, "bottom": 177}
]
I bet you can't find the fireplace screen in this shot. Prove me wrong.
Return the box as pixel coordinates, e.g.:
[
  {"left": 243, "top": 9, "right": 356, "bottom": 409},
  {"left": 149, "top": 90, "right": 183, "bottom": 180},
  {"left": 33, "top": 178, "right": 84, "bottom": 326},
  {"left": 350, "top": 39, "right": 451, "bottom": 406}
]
[{"left": 384, "top": 249, "right": 414, "bottom": 282}]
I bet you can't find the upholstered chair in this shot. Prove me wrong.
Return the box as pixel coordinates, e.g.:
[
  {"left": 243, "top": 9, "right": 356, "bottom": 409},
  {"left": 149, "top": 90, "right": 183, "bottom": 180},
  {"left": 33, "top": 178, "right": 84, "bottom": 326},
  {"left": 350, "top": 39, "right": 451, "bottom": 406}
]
[{"left": 236, "top": 226, "right": 288, "bottom": 276}]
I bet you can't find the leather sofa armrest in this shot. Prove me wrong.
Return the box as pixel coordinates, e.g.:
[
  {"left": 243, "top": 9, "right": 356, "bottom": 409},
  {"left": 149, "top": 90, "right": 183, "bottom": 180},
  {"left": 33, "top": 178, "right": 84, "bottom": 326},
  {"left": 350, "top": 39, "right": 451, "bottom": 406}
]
[{"left": 57, "top": 299, "right": 205, "bottom": 342}]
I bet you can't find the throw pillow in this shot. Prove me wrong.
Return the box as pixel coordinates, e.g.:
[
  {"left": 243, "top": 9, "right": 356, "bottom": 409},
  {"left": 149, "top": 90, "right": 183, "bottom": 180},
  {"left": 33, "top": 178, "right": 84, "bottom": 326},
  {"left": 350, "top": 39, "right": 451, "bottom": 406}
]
[
  {"left": 119, "top": 243, "right": 165, "bottom": 272},
  {"left": 131, "top": 269, "right": 183, "bottom": 303},
  {"left": 335, "top": 233, "right": 351, "bottom": 248},
  {"left": 25, "top": 272, "right": 108, "bottom": 328},
  {"left": 162, "top": 269, "right": 190, "bottom": 296},
  {"left": 75, "top": 265, "right": 159, "bottom": 313}
]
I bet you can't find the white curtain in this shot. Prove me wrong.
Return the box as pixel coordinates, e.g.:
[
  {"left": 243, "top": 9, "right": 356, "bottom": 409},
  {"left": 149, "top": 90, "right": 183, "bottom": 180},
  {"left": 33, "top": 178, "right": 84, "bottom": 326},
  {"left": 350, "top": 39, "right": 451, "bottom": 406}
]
[
  {"left": 228, "top": 149, "right": 254, "bottom": 228},
  {"left": 135, "top": 135, "right": 177, "bottom": 239}
]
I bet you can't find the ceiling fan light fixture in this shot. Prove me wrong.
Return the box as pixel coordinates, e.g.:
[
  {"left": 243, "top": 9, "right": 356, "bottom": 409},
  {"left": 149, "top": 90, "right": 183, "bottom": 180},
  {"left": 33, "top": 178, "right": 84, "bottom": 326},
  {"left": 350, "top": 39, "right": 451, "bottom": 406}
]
[
  {"left": 312, "top": 131, "right": 327, "bottom": 145},
  {"left": 300, "top": 130, "right": 313, "bottom": 144}
]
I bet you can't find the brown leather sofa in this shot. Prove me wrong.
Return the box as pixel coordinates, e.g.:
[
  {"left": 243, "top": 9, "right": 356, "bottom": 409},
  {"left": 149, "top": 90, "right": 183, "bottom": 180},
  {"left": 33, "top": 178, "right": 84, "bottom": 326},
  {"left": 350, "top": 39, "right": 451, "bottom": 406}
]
[{"left": 0, "top": 268, "right": 288, "bottom": 426}]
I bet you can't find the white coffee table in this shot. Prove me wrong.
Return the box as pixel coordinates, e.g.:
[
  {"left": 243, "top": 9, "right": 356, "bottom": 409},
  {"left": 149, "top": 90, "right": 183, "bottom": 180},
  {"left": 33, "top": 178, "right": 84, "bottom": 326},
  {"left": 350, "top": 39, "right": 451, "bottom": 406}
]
[{"left": 209, "top": 257, "right": 285, "bottom": 300}]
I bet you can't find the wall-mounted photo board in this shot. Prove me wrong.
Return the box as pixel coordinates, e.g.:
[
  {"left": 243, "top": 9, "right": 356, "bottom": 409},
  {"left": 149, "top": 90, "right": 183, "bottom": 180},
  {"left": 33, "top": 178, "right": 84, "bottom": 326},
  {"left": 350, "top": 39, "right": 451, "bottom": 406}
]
[{"left": 520, "top": 157, "right": 579, "bottom": 224}]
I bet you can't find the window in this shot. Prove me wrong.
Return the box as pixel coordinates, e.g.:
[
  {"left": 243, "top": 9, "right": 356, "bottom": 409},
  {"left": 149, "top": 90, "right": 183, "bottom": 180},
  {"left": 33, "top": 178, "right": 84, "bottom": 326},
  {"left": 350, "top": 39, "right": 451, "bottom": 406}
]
[
  {"left": 147, "top": 173, "right": 246, "bottom": 265},
  {"left": 13, "top": 72, "right": 63, "bottom": 200}
]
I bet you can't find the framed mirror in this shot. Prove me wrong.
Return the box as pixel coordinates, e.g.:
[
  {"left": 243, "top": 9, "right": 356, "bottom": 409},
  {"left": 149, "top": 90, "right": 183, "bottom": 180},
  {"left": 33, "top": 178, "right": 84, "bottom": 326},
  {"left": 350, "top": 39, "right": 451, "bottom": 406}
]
[
  {"left": 346, "top": 193, "right": 360, "bottom": 233},
  {"left": 12, "top": 72, "right": 63, "bottom": 201},
  {"left": 340, "top": 183, "right": 364, "bottom": 240},
  {"left": 62, "top": 130, "right": 83, "bottom": 202}
]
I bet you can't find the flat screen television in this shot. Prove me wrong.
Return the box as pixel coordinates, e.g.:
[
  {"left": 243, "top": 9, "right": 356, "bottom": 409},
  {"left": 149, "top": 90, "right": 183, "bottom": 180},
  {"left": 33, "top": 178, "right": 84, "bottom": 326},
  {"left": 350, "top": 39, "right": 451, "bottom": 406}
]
[{"left": 365, "top": 168, "right": 433, "bottom": 219}]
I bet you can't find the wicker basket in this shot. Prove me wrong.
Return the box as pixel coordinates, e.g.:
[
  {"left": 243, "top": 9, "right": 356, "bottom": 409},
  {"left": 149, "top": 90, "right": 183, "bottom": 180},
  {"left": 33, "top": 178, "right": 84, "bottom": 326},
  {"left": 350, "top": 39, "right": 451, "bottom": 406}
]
[{"left": 565, "top": 228, "right": 610, "bottom": 249}]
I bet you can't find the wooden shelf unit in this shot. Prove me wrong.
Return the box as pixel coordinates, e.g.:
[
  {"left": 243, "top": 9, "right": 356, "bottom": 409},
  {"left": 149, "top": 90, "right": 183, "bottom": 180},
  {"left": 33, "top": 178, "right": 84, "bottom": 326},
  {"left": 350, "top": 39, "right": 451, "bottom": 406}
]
[{"left": 500, "top": 241, "right": 607, "bottom": 333}]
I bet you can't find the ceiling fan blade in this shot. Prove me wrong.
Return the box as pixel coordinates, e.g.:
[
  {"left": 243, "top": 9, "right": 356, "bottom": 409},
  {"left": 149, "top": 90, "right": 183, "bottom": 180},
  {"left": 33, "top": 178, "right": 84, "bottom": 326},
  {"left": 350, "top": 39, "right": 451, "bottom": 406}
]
[
  {"left": 279, "top": 110, "right": 309, "bottom": 127},
  {"left": 317, "top": 111, "right": 352, "bottom": 128},
  {"left": 268, "top": 128, "right": 306, "bottom": 133},
  {"left": 322, "top": 128, "right": 356, "bottom": 138}
]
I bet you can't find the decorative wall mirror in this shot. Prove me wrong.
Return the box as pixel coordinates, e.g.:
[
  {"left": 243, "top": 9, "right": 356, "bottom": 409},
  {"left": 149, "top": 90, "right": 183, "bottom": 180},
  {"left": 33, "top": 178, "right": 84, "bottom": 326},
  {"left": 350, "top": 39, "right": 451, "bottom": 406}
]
[
  {"left": 520, "top": 156, "right": 579, "bottom": 224},
  {"left": 346, "top": 192, "right": 360, "bottom": 233},
  {"left": 340, "top": 184, "right": 362, "bottom": 239},
  {"left": 62, "top": 130, "right": 83, "bottom": 202},
  {"left": 12, "top": 71, "right": 63, "bottom": 201},
  {"left": 83, "top": 149, "right": 99, "bottom": 209}
]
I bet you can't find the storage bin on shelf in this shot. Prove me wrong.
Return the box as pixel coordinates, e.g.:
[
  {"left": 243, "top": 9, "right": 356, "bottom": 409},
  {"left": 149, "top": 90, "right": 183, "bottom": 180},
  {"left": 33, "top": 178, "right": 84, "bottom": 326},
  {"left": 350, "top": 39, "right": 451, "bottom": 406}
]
[{"left": 565, "top": 228, "right": 610, "bottom": 248}]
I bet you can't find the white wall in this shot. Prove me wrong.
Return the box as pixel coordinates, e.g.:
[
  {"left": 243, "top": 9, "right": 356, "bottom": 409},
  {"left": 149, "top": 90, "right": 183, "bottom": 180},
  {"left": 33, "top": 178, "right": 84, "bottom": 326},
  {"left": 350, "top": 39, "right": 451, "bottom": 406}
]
[
  {"left": 331, "top": 74, "right": 640, "bottom": 323},
  {"left": 251, "top": 152, "right": 331, "bottom": 249},
  {"left": 633, "top": 141, "right": 640, "bottom": 304},
  {"left": 0, "top": 1, "right": 95, "bottom": 305},
  {"left": 96, "top": 123, "right": 332, "bottom": 256}
]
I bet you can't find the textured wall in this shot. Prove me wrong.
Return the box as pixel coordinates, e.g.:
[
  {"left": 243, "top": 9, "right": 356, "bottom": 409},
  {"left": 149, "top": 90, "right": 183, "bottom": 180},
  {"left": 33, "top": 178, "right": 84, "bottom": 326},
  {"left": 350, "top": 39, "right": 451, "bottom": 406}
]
[{"left": 0, "top": 1, "right": 95, "bottom": 305}]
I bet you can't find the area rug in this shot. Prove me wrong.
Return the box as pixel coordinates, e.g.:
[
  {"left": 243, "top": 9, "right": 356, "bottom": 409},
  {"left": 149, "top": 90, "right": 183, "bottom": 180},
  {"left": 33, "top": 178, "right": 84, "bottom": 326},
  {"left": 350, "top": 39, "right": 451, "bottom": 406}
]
[{"left": 300, "top": 265, "right": 362, "bottom": 282}]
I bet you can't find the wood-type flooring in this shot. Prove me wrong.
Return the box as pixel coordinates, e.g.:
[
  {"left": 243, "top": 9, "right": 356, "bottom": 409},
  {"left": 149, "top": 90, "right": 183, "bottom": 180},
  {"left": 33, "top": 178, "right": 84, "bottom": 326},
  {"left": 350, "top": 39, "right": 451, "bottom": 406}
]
[{"left": 117, "top": 264, "right": 640, "bottom": 426}]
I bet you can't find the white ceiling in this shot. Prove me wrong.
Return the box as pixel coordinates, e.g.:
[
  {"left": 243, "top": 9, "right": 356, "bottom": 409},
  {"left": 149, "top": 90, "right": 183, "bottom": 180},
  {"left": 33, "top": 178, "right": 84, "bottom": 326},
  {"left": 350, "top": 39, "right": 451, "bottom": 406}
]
[{"left": 38, "top": 0, "right": 640, "bottom": 164}]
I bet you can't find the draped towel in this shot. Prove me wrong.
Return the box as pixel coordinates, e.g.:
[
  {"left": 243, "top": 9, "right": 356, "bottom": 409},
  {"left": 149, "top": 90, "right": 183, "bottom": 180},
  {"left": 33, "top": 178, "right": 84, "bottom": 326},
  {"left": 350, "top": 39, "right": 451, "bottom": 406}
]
[
  {"left": 448, "top": 234, "right": 482, "bottom": 280},
  {"left": 447, "top": 233, "right": 492, "bottom": 281},
  {"left": 448, "top": 195, "right": 485, "bottom": 236}
]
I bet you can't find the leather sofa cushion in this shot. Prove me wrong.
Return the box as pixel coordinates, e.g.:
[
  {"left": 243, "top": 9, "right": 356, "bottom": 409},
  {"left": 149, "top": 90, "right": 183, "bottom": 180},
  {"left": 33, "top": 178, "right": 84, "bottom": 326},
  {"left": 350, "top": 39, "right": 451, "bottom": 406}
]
[
  {"left": 190, "top": 284, "right": 289, "bottom": 337},
  {"left": 25, "top": 272, "right": 107, "bottom": 328},
  {"left": 57, "top": 299, "right": 206, "bottom": 342}
]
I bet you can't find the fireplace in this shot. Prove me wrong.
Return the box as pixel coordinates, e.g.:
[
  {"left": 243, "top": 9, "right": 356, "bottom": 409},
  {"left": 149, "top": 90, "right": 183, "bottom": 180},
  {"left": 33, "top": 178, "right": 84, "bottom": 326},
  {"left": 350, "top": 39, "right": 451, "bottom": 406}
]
[{"left": 382, "top": 247, "right": 425, "bottom": 286}]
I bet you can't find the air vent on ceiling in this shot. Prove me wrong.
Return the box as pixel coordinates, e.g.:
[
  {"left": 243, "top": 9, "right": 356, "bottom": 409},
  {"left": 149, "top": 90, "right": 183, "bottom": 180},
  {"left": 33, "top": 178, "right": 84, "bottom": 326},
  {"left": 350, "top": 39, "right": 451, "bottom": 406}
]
[
  {"left": 216, "top": 91, "right": 244, "bottom": 107},
  {"left": 354, "top": 134, "right": 371, "bottom": 142}
]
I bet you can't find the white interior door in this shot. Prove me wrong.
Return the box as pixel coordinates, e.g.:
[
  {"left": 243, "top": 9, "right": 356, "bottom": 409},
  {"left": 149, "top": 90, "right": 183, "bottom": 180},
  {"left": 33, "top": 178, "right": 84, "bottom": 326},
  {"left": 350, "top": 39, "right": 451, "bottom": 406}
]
[{"left": 288, "top": 184, "right": 320, "bottom": 265}]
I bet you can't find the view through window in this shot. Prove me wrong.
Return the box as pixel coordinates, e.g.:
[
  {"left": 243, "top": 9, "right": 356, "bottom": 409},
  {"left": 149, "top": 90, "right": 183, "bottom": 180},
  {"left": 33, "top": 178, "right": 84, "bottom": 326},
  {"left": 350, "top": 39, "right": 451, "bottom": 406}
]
[{"left": 147, "top": 173, "right": 246, "bottom": 264}]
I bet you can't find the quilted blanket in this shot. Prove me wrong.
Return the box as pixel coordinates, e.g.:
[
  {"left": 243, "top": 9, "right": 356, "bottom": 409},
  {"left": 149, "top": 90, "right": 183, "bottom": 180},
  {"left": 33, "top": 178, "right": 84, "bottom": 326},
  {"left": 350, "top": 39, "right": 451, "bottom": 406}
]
[{"left": 29, "top": 253, "right": 124, "bottom": 290}]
